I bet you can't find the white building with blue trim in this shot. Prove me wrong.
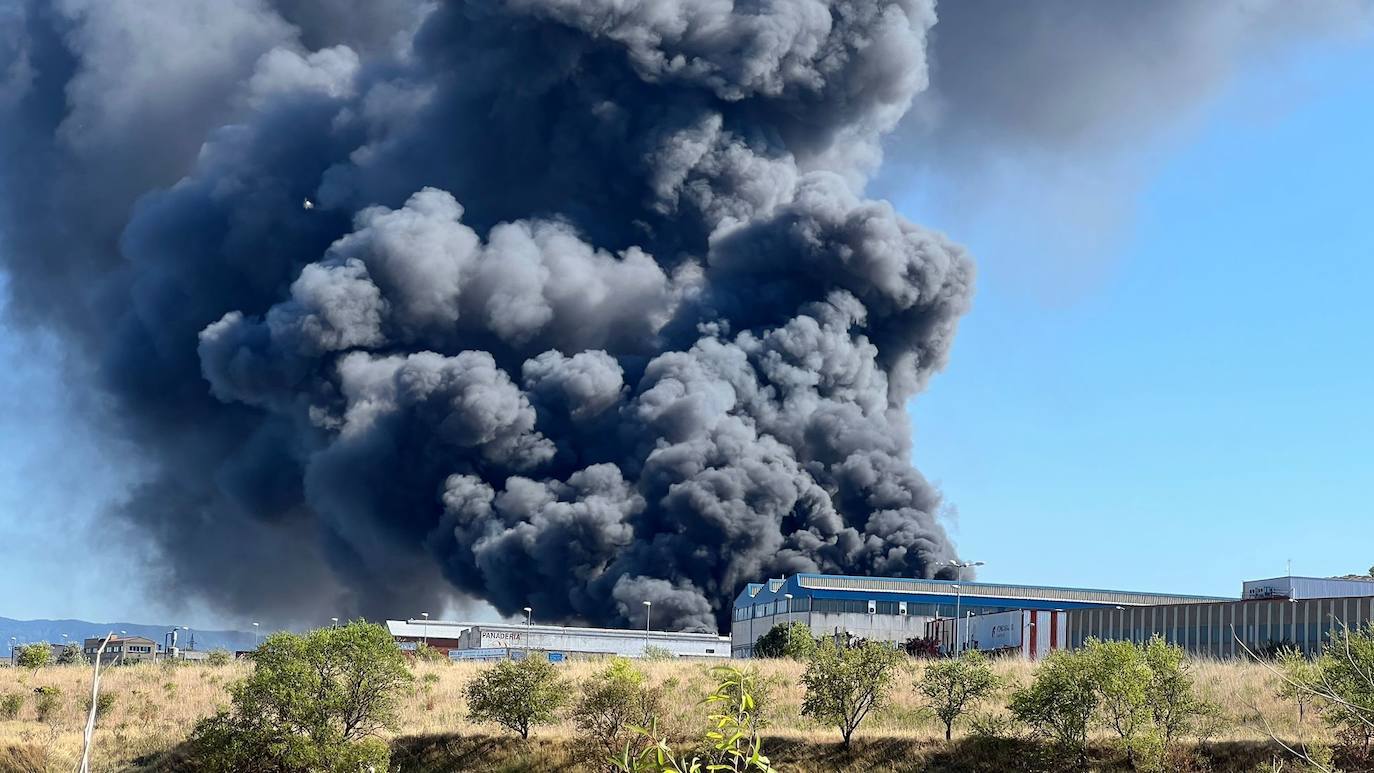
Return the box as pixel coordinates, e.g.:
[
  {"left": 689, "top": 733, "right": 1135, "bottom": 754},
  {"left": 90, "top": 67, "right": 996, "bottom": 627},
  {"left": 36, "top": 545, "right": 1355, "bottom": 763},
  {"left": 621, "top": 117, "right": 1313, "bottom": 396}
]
[{"left": 730, "top": 573, "right": 1224, "bottom": 657}]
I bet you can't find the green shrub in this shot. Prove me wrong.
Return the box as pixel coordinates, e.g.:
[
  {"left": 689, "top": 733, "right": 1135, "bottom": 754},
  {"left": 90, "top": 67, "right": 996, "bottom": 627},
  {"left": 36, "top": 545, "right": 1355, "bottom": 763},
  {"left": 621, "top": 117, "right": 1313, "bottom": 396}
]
[
  {"left": 413, "top": 643, "right": 448, "bottom": 663},
  {"left": 465, "top": 655, "right": 570, "bottom": 739},
  {"left": 916, "top": 650, "right": 1002, "bottom": 741},
  {"left": 641, "top": 645, "right": 675, "bottom": 661},
  {"left": 573, "top": 658, "right": 663, "bottom": 769},
  {"left": 611, "top": 665, "right": 774, "bottom": 772},
  {"left": 800, "top": 638, "right": 903, "bottom": 748},
  {"left": 1141, "top": 636, "right": 1216, "bottom": 749},
  {"left": 15, "top": 643, "right": 52, "bottom": 671},
  {"left": 186, "top": 621, "right": 411, "bottom": 772},
  {"left": 206, "top": 649, "right": 231, "bottom": 667},
  {"left": 1284, "top": 624, "right": 1374, "bottom": 760},
  {"left": 753, "top": 622, "right": 819, "bottom": 660},
  {"left": 33, "top": 686, "right": 63, "bottom": 722},
  {"left": 1010, "top": 648, "right": 1098, "bottom": 763},
  {"left": 85, "top": 692, "right": 117, "bottom": 724},
  {"left": 0, "top": 692, "right": 22, "bottom": 720}
]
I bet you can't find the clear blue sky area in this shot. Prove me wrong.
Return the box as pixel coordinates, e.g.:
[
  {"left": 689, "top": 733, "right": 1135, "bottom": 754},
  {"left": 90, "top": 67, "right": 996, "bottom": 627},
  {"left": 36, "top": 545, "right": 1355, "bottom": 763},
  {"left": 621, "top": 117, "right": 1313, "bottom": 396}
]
[
  {"left": 904, "top": 44, "right": 1374, "bottom": 598},
  {"left": 0, "top": 41, "right": 1370, "bottom": 626}
]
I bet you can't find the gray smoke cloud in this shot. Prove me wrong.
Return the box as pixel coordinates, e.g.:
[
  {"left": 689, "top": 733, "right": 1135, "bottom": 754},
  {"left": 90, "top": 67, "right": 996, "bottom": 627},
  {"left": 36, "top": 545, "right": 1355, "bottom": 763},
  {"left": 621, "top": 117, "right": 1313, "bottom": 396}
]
[
  {"left": 0, "top": 0, "right": 975, "bottom": 630},
  {"left": 10, "top": 0, "right": 1358, "bottom": 631}
]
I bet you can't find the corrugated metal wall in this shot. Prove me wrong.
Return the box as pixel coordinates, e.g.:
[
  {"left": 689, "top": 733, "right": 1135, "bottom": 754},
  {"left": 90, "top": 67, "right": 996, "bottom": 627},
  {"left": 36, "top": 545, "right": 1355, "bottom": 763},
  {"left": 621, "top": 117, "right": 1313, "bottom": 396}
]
[{"left": 1066, "top": 597, "right": 1374, "bottom": 658}]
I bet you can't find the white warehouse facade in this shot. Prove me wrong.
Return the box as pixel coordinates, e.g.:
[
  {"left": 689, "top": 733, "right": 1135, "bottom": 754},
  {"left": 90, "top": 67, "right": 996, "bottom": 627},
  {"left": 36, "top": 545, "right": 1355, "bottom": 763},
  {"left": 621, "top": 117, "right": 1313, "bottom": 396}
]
[{"left": 456, "top": 623, "right": 729, "bottom": 659}]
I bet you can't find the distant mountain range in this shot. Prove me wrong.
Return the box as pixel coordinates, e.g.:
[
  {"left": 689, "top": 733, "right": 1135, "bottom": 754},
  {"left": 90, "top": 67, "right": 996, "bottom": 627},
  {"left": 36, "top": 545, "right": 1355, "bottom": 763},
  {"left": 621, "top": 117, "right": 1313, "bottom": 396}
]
[{"left": 1, "top": 616, "right": 259, "bottom": 656}]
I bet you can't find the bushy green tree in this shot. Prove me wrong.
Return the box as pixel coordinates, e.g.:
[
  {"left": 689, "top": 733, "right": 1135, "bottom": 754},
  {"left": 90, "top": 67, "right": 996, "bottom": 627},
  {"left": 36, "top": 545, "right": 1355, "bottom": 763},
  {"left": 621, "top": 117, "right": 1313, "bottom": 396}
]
[
  {"left": 56, "top": 643, "right": 85, "bottom": 666},
  {"left": 187, "top": 620, "right": 411, "bottom": 772},
  {"left": 1142, "top": 636, "right": 1215, "bottom": 749},
  {"left": 1010, "top": 648, "right": 1099, "bottom": 763},
  {"left": 206, "top": 649, "right": 231, "bottom": 666},
  {"left": 465, "top": 655, "right": 570, "bottom": 739},
  {"left": 752, "top": 622, "right": 818, "bottom": 659},
  {"left": 15, "top": 643, "right": 52, "bottom": 671},
  {"left": 916, "top": 650, "right": 1002, "bottom": 741},
  {"left": 800, "top": 638, "right": 903, "bottom": 749},
  {"left": 1083, "top": 639, "right": 1154, "bottom": 764},
  {"left": 574, "top": 658, "right": 664, "bottom": 770},
  {"left": 1284, "top": 624, "right": 1374, "bottom": 759}
]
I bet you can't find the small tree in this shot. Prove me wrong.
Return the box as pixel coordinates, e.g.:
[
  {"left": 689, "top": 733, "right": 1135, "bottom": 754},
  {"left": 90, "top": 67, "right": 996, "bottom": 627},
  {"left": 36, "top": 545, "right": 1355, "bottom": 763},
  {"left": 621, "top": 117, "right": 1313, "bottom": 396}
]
[
  {"left": 16, "top": 643, "right": 52, "bottom": 671},
  {"left": 753, "top": 622, "right": 817, "bottom": 659},
  {"left": 187, "top": 621, "right": 411, "bottom": 772},
  {"left": 1083, "top": 639, "right": 1153, "bottom": 763},
  {"left": 800, "top": 638, "right": 903, "bottom": 749},
  {"left": 916, "top": 650, "right": 1002, "bottom": 741},
  {"left": 573, "top": 658, "right": 663, "bottom": 770},
  {"left": 1285, "top": 624, "right": 1374, "bottom": 760},
  {"left": 206, "top": 649, "right": 231, "bottom": 667},
  {"left": 1010, "top": 648, "right": 1099, "bottom": 763},
  {"left": 465, "top": 655, "right": 570, "bottom": 739},
  {"left": 1142, "top": 635, "right": 1215, "bottom": 749},
  {"left": 57, "top": 643, "right": 86, "bottom": 666}
]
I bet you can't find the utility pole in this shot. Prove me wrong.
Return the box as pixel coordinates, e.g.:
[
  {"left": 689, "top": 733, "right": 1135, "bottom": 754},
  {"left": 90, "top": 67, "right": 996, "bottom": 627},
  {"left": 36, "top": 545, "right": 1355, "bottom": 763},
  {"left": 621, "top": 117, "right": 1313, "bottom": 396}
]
[{"left": 643, "top": 601, "right": 652, "bottom": 656}]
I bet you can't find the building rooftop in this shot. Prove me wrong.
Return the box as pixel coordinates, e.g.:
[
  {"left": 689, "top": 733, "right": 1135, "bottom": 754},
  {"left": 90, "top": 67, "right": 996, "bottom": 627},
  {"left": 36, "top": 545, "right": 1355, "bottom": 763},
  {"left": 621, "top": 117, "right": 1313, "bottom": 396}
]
[{"left": 735, "top": 573, "right": 1227, "bottom": 609}]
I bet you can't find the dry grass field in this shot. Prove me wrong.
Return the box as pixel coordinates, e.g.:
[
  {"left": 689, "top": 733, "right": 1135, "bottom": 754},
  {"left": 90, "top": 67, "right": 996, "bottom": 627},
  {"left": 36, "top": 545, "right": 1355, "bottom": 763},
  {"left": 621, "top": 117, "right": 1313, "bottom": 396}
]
[{"left": 0, "top": 656, "right": 1334, "bottom": 772}]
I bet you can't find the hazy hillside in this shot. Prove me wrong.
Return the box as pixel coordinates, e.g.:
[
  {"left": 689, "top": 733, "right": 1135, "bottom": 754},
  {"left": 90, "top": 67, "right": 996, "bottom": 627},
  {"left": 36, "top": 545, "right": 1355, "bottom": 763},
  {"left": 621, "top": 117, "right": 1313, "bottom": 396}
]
[{"left": 0, "top": 616, "right": 257, "bottom": 656}]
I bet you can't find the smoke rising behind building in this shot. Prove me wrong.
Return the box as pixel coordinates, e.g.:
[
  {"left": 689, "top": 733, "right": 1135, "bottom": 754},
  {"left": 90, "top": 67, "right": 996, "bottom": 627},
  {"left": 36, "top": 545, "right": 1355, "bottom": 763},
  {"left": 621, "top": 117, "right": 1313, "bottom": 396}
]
[{"left": 1, "top": 0, "right": 1364, "bottom": 630}]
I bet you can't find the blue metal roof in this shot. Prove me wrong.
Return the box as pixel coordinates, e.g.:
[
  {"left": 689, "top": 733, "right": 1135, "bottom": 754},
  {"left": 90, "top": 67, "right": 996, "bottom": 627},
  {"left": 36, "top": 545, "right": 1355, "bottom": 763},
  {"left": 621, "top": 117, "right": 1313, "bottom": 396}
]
[{"left": 734, "top": 573, "right": 1227, "bottom": 610}]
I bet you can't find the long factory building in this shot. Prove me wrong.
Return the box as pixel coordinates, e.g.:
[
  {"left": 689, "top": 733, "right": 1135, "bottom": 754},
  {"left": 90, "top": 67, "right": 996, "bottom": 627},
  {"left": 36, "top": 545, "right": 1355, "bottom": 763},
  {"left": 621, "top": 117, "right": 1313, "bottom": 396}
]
[
  {"left": 731, "top": 573, "right": 1221, "bottom": 658},
  {"left": 387, "top": 618, "right": 729, "bottom": 660},
  {"left": 733, "top": 573, "right": 1374, "bottom": 659}
]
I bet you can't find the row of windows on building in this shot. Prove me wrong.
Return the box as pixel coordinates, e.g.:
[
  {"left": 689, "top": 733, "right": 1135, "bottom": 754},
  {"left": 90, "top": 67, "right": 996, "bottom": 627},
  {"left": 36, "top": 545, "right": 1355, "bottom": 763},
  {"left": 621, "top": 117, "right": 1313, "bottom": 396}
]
[{"left": 734, "top": 597, "right": 1026, "bottom": 621}]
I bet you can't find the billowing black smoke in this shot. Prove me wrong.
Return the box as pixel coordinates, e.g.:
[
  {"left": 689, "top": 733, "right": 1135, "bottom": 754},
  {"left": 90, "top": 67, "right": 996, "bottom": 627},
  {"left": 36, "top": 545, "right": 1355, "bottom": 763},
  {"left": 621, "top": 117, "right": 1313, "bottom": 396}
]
[{"left": 0, "top": 0, "right": 973, "bottom": 630}]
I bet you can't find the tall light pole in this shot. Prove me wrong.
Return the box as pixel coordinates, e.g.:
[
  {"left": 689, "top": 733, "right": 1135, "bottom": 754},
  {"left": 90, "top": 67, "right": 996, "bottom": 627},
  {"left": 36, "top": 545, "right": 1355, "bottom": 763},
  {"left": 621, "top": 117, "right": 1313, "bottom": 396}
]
[
  {"left": 643, "top": 601, "right": 652, "bottom": 656},
  {"left": 522, "top": 607, "right": 532, "bottom": 653},
  {"left": 784, "top": 593, "right": 794, "bottom": 652},
  {"left": 940, "top": 559, "right": 984, "bottom": 654},
  {"left": 252, "top": 622, "right": 260, "bottom": 647},
  {"left": 421, "top": 612, "right": 430, "bottom": 648},
  {"left": 950, "top": 584, "right": 961, "bottom": 654},
  {"left": 330, "top": 617, "right": 339, "bottom": 629}
]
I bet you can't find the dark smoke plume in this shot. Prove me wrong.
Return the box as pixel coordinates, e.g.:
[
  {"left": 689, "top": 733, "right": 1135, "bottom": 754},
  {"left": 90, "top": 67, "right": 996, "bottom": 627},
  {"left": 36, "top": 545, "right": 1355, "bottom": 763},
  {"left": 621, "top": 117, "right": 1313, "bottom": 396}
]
[{"left": 0, "top": 0, "right": 977, "bottom": 631}]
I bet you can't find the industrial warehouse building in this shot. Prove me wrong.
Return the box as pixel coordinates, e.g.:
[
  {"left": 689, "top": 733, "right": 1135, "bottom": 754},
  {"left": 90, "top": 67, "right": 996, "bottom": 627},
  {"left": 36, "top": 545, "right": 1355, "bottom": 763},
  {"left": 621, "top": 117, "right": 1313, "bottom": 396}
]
[
  {"left": 387, "top": 619, "right": 729, "bottom": 659},
  {"left": 454, "top": 623, "right": 729, "bottom": 659},
  {"left": 1067, "top": 577, "right": 1374, "bottom": 658},
  {"left": 734, "top": 573, "right": 1374, "bottom": 660},
  {"left": 386, "top": 619, "right": 465, "bottom": 654},
  {"left": 731, "top": 573, "right": 1222, "bottom": 657}
]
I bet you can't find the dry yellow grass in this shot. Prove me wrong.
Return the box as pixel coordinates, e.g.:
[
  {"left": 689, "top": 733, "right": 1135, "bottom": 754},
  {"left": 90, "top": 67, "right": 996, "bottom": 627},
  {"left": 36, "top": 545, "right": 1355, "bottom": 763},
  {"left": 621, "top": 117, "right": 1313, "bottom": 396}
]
[{"left": 0, "top": 655, "right": 1330, "bottom": 772}]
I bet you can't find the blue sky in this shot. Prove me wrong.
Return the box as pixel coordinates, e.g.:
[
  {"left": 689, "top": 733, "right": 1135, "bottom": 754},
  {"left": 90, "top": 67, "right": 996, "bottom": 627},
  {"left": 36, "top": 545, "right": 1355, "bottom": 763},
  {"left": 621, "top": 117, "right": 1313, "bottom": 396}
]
[
  {"left": 902, "top": 42, "right": 1374, "bottom": 598},
  {"left": 0, "top": 38, "right": 1370, "bottom": 626}
]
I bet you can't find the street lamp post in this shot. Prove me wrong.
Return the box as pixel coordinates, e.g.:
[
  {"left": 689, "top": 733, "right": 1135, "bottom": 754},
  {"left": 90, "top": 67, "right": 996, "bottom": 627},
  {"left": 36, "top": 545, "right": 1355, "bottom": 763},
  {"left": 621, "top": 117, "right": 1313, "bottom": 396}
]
[
  {"left": 330, "top": 617, "right": 339, "bottom": 629},
  {"left": 940, "top": 559, "right": 985, "bottom": 655},
  {"left": 643, "top": 601, "right": 652, "bottom": 656},
  {"left": 784, "top": 594, "right": 794, "bottom": 653},
  {"left": 421, "top": 612, "right": 430, "bottom": 648},
  {"left": 522, "top": 607, "right": 532, "bottom": 653},
  {"left": 252, "top": 622, "right": 260, "bottom": 647},
  {"left": 950, "top": 584, "right": 961, "bottom": 654}
]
